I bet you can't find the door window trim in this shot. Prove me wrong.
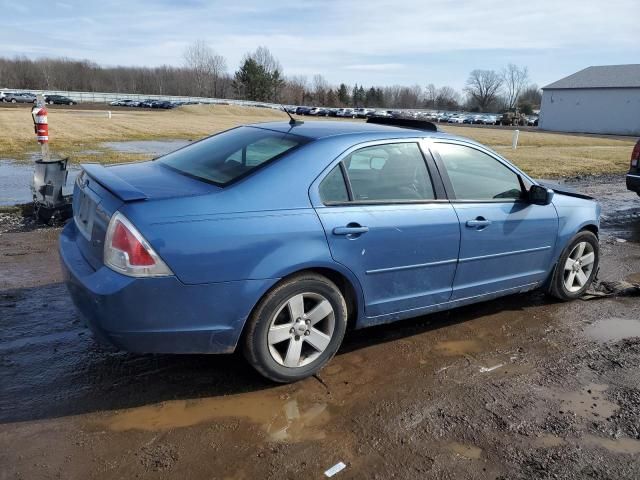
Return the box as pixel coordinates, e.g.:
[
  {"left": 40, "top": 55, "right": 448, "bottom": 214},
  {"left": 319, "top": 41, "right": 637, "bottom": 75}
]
[
  {"left": 430, "top": 140, "right": 533, "bottom": 204},
  {"left": 311, "top": 138, "right": 448, "bottom": 207}
]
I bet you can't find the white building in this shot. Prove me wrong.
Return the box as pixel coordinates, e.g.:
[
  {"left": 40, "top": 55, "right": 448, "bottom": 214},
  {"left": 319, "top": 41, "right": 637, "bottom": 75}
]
[{"left": 539, "top": 64, "right": 640, "bottom": 136}]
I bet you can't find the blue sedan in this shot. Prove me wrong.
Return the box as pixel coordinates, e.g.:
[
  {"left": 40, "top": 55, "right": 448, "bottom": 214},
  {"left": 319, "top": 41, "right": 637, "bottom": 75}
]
[{"left": 59, "top": 118, "right": 601, "bottom": 382}]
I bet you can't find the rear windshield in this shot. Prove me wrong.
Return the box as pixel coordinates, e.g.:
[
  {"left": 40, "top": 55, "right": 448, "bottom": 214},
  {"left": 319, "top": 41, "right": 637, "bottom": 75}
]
[{"left": 158, "top": 126, "right": 309, "bottom": 186}]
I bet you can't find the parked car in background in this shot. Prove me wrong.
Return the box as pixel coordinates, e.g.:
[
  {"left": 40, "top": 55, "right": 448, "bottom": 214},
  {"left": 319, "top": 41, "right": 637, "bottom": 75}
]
[
  {"left": 354, "top": 108, "right": 374, "bottom": 118},
  {"left": 367, "top": 110, "right": 390, "bottom": 118},
  {"left": 44, "top": 94, "right": 75, "bottom": 105},
  {"left": 295, "top": 106, "right": 311, "bottom": 115},
  {"left": 60, "top": 118, "right": 601, "bottom": 383},
  {"left": 150, "top": 100, "right": 175, "bottom": 109},
  {"left": 626, "top": 139, "right": 640, "bottom": 197},
  {"left": 0, "top": 91, "right": 14, "bottom": 102},
  {"left": 3, "top": 92, "right": 36, "bottom": 103},
  {"left": 336, "top": 108, "right": 355, "bottom": 118},
  {"left": 110, "top": 99, "right": 131, "bottom": 106},
  {"left": 308, "top": 107, "right": 325, "bottom": 116}
]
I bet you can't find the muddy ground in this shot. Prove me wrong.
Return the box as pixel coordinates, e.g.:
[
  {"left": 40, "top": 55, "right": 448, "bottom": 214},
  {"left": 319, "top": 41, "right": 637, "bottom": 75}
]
[{"left": 1, "top": 175, "right": 639, "bottom": 480}]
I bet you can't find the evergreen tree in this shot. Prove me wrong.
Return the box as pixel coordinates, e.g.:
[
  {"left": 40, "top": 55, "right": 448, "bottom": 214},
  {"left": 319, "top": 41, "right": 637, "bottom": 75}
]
[
  {"left": 337, "top": 83, "right": 350, "bottom": 105},
  {"left": 233, "top": 58, "right": 270, "bottom": 101}
]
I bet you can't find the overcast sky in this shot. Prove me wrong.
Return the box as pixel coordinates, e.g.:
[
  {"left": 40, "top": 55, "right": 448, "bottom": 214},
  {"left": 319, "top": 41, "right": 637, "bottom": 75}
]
[{"left": 2, "top": 0, "right": 637, "bottom": 90}]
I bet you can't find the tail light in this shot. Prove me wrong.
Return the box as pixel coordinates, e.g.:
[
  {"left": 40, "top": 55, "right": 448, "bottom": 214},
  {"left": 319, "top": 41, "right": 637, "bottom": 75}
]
[
  {"left": 631, "top": 141, "right": 640, "bottom": 168},
  {"left": 104, "top": 212, "right": 173, "bottom": 277}
]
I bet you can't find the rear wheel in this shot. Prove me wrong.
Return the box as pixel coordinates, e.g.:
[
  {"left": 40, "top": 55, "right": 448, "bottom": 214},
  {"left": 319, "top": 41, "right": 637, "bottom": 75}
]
[
  {"left": 549, "top": 231, "right": 599, "bottom": 300},
  {"left": 243, "top": 273, "right": 347, "bottom": 383}
]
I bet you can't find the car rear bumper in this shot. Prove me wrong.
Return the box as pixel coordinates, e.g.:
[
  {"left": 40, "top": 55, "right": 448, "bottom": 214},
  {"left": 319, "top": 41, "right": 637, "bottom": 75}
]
[
  {"left": 626, "top": 173, "right": 640, "bottom": 193},
  {"left": 59, "top": 221, "right": 274, "bottom": 354}
]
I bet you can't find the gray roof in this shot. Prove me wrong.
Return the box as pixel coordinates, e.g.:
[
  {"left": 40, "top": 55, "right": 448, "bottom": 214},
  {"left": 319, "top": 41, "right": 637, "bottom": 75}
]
[{"left": 543, "top": 64, "right": 640, "bottom": 90}]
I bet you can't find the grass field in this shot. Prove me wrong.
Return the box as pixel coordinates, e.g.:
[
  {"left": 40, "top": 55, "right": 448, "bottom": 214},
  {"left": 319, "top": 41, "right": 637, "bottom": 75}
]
[{"left": 0, "top": 104, "right": 635, "bottom": 177}]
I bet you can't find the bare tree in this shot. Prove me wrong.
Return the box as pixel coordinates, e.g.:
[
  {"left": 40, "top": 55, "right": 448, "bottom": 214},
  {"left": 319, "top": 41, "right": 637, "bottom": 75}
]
[
  {"left": 502, "top": 63, "right": 529, "bottom": 110},
  {"left": 519, "top": 84, "right": 542, "bottom": 107},
  {"left": 183, "top": 39, "right": 227, "bottom": 97},
  {"left": 281, "top": 75, "right": 307, "bottom": 105},
  {"left": 312, "top": 74, "right": 329, "bottom": 105},
  {"left": 425, "top": 83, "right": 438, "bottom": 109},
  {"left": 250, "top": 46, "right": 281, "bottom": 76},
  {"left": 464, "top": 69, "right": 503, "bottom": 112},
  {"left": 436, "top": 86, "right": 461, "bottom": 110}
]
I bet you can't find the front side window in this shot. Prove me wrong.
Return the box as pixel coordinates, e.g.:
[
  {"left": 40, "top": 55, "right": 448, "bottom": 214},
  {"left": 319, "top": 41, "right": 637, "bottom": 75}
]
[
  {"left": 159, "top": 127, "right": 309, "bottom": 185},
  {"left": 436, "top": 143, "right": 523, "bottom": 200},
  {"left": 343, "top": 143, "right": 435, "bottom": 201}
]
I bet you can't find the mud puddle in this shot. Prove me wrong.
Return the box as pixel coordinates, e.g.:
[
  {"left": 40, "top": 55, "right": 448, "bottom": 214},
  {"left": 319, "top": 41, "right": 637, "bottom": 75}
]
[
  {"left": 0, "top": 159, "right": 78, "bottom": 206},
  {"left": 585, "top": 317, "right": 640, "bottom": 343},
  {"left": 584, "top": 435, "right": 640, "bottom": 455},
  {"left": 546, "top": 383, "right": 618, "bottom": 420},
  {"left": 0, "top": 140, "right": 189, "bottom": 206},
  {"left": 101, "top": 392, "right": 331, "bottom": 442},
  {"left": 447, "top": 442, "right": 483, "bottom": 459}
]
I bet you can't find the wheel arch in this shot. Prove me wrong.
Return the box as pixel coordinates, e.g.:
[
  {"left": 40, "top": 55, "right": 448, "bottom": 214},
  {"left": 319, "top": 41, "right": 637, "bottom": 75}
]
[{"left": 236, "top": 262, "right": 365, "bottom": 351}]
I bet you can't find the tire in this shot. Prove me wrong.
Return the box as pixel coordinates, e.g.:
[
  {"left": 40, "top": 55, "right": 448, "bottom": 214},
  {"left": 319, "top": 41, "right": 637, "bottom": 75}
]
[
  {"left": 69, "top": 102, "right": 74, "bottom": 105},
  {"left": 11, "top": 99, "right": 16, "bottom": 103},
  {"left": 48, "top": 100, "right": 54, "bottom": 105},
  {"left": 548, "top": 231, "right": 599, "bottom": 300},
  {"left": 243, "top": 273, "right": 348, "bottom": 383}
]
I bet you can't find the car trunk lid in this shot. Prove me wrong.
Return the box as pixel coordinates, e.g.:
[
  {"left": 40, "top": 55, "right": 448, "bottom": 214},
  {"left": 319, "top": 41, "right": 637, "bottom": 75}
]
[{"left": 73, "top": 161, "right": 217, "bottom": 270}]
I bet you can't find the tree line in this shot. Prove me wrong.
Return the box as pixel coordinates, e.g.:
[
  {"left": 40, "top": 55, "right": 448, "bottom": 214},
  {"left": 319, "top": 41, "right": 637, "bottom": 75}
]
[{"left": 0, "top": 41, "right": 541, "bottom": 112}]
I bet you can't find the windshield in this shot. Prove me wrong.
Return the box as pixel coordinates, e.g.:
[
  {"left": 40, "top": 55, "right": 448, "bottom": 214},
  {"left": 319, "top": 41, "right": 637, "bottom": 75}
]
[{"left": 158, "top": 126, "right": 310, "bottom": 186}]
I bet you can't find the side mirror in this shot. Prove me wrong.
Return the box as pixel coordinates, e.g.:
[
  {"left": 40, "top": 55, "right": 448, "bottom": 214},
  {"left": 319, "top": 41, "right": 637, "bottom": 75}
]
[{"left": 529, "top": 184, "right": 554, "bottom": 205}]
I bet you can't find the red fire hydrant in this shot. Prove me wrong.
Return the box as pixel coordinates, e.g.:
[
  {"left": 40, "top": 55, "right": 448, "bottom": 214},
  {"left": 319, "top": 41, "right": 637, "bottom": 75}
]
[{"left": 31, "top": 104, "right": 49, "bottom": 144}]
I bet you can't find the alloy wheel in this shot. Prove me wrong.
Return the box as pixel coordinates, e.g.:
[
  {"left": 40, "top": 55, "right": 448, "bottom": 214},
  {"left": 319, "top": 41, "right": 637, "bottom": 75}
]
[
  {"left": 563, "top": 241, "right": 595, "bottom": 292},
  {"left": 267, "top": 292, "right": 335, "bottom": 368}
]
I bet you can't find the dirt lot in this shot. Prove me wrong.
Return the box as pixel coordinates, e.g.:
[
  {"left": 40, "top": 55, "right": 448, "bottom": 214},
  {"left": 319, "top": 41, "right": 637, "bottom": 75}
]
[
  {"left": 0, "top": 175, "right": 639, "bottom": 479},
  {"left": 0, "top": 103, "right": 635, "bottom": 178}
]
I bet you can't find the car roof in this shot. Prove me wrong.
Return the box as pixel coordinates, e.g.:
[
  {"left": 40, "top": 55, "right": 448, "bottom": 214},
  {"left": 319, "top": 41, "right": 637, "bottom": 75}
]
[{"left": 251, "top": 120, "right": 462, "bottom": 141}]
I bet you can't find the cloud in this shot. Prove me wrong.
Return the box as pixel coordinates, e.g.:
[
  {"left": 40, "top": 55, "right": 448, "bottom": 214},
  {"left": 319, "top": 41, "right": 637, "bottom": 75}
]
[
  {"left": 343, "top": 63, "right": 404, "bottom": 71},
  {"left": 0, "top": 0, "right": 637, "bottom": 89}
]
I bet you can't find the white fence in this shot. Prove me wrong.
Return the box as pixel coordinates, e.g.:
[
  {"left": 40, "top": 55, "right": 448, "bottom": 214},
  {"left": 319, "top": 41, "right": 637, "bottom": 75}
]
[{"left": 0, "top": 87, "right": 284, "bottom": 109}]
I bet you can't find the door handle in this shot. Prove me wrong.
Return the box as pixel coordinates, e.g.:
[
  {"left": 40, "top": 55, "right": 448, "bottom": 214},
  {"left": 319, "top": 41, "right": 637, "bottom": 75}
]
[
  {"left": 466, "top": 217, "right": 492, "bottom": 228},
  {"left": 333, "top": 225, "right": 369, "bottom": 236}
]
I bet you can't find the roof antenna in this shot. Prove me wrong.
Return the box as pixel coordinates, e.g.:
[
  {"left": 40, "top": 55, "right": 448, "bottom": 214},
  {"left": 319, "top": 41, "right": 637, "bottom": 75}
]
[{"left": 282, "top": 105, "right": 304, "bottom": 126}]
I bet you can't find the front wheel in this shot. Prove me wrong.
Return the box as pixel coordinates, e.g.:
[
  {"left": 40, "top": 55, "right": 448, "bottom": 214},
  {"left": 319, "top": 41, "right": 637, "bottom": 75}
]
[
  {"left": 243, "top": 273, "right": 347, "bottom": 383},
  {"left": 548, "top": 231, "right": 599, "bottom": 300}
]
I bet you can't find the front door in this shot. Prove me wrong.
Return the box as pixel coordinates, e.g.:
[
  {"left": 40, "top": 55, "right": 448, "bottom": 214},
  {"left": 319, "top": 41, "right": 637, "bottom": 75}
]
[
  {"left": 313, "top": 141, "right": 461, "bottom": 320},
  {"left": 432, "top": 141, "right": 558, "bottom": 300}
]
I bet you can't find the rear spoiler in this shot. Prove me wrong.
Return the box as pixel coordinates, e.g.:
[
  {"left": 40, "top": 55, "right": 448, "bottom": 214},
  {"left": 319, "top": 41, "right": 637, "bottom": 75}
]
[
  {"left": 81, "top": 164, "right": 147, "bottom": 202},
  {"left": 366, "top": 117, "right": 438, "bottom": 132}
]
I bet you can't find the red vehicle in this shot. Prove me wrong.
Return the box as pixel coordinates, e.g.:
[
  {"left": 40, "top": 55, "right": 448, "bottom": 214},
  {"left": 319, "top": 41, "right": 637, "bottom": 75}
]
[{"left": 627, "top": 139, "right": 640, "bottom": 196}]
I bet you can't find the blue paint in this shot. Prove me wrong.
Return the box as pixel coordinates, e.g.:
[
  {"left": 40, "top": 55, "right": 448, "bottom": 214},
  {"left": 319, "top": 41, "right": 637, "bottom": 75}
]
[{"left": 59, "top": 121, "right": 600, "bottom": 354}]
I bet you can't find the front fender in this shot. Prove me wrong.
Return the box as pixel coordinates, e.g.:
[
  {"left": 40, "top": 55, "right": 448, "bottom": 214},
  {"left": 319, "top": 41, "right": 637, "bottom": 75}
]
[{"left": 550, "top": 194, "right": 600, "bottom": 265}]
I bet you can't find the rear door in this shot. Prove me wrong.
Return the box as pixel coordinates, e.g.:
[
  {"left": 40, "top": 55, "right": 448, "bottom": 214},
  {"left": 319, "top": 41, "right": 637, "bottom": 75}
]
[
  {"left": 431, "top": 141, "right": 558, "bottom": 300},
  {"left": 311, "top": 140, "right": 460, "bottom": 321}
]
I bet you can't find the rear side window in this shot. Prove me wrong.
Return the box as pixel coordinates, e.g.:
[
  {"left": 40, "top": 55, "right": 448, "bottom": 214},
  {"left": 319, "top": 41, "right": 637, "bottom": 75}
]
[
  {"left": 159, "top": 127, "right": 309, "bottom": 186},
  {"left": 436, "top": 143, "right": 523, "bottom": 200},
  {"left": 319, "top": 166, "right": 349, "bottom": 203},
  {"left": 343, "top": 143, "right": 434, "bottom": 201}
]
